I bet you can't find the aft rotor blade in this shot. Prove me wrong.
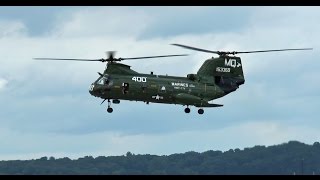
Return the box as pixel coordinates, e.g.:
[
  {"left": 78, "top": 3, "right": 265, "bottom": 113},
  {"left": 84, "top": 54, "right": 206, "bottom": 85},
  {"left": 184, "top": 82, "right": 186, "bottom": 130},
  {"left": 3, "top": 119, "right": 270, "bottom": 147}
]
[
  {"left": 121, "top": 54, "right": 188, "bottom": 60},
  {"left": 172, "top": 43, "right": 313, "bottom": 55},
  {"left": 236, "top": 48, "right": 313, "bottom": 54},
  {"left": 171, "top": 44, "right": 220, "bottom": 54},
  {"left": 33, "top": 58, "right": 103, "bottom": 61}
]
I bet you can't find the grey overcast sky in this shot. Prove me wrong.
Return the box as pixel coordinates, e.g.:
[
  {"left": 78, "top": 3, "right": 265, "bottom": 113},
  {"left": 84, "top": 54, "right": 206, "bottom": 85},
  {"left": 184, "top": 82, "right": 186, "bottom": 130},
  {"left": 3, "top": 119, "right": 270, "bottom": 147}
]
[{"left": 0, "top": 6, "right": 319, "bottom": 160}]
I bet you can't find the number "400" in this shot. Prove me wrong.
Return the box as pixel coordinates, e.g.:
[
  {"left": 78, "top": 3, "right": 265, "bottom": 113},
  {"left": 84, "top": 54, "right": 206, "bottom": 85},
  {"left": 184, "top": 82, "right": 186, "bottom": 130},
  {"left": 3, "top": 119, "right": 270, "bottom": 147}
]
[{"left": 132, "top": 76, "right": 147, "bottom": 82}]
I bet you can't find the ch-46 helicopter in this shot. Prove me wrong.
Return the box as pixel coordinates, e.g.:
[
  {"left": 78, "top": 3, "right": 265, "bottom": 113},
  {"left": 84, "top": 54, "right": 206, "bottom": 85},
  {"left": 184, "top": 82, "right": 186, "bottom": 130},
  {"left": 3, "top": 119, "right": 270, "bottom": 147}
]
[{"left": 34, "top": 44, "right": 312, "bottom": 114}]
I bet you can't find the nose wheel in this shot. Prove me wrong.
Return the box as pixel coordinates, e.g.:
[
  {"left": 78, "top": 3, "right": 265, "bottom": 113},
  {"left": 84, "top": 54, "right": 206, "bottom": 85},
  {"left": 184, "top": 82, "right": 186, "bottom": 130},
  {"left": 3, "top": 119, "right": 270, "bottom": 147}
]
[
  {"left": 184, "top": 107, "right": 190, "bottom": 113},
  {"left": 107, "top": 107, "right": 113, "bottom": 113},
  {"left": 107, "top": 99, "right": 113, "bottom": 113}
]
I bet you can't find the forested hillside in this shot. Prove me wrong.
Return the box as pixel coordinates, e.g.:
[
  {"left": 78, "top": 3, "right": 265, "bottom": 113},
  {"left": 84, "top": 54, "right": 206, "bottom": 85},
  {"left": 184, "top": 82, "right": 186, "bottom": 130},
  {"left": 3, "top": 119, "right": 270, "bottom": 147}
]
[{"left": 0, "top": 141, "right": 319, "bottom": 175}]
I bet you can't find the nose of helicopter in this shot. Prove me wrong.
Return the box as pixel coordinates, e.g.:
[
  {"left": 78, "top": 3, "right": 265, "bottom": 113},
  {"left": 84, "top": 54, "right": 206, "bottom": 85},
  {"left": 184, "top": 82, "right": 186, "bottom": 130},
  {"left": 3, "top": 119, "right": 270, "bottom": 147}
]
[
  {"left": 89, "top": 83, "right": 109, "bottom": 98},
  {"left": 89, "top": 84, "right": 98, "bottom": 97}
]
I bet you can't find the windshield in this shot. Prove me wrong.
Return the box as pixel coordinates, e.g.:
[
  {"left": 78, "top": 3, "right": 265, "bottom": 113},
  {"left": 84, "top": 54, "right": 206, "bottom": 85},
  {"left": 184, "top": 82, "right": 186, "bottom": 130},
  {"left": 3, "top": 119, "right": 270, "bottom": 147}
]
[{"left": 97, "top": 74, "right": 113, "bottom": 87}]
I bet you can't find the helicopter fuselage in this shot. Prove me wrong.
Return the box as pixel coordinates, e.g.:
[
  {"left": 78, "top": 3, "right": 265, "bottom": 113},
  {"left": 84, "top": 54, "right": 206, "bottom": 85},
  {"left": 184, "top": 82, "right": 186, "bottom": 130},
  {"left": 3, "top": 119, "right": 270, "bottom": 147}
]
[{"left": 89, "top": 73, "right": 226, "bottom": 107}]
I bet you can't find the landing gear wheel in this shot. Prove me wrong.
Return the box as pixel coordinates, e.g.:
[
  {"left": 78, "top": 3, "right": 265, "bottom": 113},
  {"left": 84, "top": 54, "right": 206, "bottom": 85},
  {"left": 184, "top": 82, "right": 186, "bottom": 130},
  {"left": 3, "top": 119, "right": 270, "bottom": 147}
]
[
  {"left": 112, "top": 99, "right": 120, "bottom": 104},
  {"left": 107, "top": 99, "right": 113, "bottom": 113},
  {"left": 198, "top": 109, "right": 204, "bottom": 115},
  {"left": 107, "top": 107, "right": 113, "bottom": 113},
  {"left": 184, "top": 107, "right": 191, "bottom": 113}
]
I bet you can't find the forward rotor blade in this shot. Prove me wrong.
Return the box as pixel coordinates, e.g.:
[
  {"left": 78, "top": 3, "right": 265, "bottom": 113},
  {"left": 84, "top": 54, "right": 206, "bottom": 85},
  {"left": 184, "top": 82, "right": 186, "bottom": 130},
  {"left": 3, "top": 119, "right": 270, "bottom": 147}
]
[
  {"left": 33, "top": 58, "right": 102, "bottom": 61},
  {"left": 236, "top": 48, "right": 313, "bottom": 54},
  {"left": 121, "top": 54, "right": 188, "bottom": 60},
  {"left": 171, "top": 44, "right": 220, "bottom": 54}
]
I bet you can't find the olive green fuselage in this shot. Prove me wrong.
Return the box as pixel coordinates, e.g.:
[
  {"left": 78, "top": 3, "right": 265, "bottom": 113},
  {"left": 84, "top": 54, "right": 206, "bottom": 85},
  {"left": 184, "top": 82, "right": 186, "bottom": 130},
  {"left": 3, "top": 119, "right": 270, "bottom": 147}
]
[
  {"left": 89, "top": 73, "right": 225, "bottom": 107},
  {"left": 89, "top": 59, "right": 244, "bottom": 108}
]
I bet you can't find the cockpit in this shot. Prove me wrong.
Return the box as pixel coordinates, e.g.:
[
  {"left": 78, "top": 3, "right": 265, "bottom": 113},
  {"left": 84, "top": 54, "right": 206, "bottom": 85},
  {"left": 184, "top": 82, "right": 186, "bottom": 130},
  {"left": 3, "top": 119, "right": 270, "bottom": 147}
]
[
  {"left": 89, "top": 74, "right": 114, "bottom": 97},
  {"left": 96, "top": 74, "right": 113, "bottom": 88}
]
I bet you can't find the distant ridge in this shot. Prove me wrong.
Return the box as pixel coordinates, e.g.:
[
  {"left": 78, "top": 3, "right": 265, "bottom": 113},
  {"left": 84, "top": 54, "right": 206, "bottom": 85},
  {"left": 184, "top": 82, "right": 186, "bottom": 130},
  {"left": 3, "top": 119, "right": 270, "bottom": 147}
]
[{"left": 0, "top": 141, "right": 319, "bottom": 175}]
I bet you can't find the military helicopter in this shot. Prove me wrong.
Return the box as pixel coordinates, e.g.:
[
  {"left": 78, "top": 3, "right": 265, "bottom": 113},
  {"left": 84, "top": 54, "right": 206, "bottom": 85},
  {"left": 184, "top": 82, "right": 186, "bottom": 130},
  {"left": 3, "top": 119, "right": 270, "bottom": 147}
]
[{"left": 34, "top": 44, "right": 312, "bottom": 114}]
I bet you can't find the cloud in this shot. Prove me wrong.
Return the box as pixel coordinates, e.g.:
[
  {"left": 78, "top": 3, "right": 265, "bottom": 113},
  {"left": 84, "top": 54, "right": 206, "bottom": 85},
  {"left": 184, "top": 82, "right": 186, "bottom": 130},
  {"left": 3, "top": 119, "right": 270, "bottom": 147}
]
[
  {"left": 0, "top": 78, "right": 8, "bottom": 90},
  {"left": 0, "top": 20, "right": 27, "bottom": 37},
  {"left": 135, "top": 6, "right": 254, "bottom": 39},
  {"left": 50, "top": 7, "right": 152, "bottom": 38},
  {"left": 0, "top": 120, "right": 318, "bottom": 160},
  {"left": 0, "top": 7, "right": 320, "bottom": 160}
]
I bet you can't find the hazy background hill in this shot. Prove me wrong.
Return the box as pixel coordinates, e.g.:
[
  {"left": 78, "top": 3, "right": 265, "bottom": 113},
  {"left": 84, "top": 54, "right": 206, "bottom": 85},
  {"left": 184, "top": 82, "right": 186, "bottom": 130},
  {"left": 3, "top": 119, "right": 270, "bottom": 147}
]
[{"left": 0, "top": 141, "right": 319, "bottom": 175}]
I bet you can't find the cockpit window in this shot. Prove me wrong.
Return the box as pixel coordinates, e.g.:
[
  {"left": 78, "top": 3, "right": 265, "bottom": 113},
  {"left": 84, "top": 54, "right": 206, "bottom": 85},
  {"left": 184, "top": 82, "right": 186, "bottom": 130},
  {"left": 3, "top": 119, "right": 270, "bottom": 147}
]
[
  {"left": 97, "top": 77, "right": 106, "bottom": 85},
  {"left": 97, "top": 74, "right": 113, "bottom": 86}
]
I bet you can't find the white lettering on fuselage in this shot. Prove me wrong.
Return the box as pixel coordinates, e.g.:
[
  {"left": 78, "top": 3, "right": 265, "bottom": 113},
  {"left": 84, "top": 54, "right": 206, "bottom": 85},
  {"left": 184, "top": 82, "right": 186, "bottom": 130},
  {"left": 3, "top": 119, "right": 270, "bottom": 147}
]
[
  {"left": 225, "top": 58, "right": 241, "bottom": 68},
  {"left": 171, "top": 82, "right": 188, "bottom": 87},
  {"left": 216, "top": 67, "right": 230, "bottom": 72},
  {"left": 132, "top": 76, "right": 147, "bottom": 82},
  {"left": 171, "top": 82, "right": 195, "bottom": 90}
]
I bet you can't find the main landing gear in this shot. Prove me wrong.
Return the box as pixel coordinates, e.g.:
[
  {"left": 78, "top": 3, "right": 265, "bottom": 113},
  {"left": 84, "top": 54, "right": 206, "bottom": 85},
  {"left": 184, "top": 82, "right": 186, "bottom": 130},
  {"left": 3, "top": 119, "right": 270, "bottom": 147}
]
[
  {"left": 184, "top": 107, "right": 191, "bottom": 113},
  {"left": 184, "top": 106, "right": 204, "bottom": 115}
]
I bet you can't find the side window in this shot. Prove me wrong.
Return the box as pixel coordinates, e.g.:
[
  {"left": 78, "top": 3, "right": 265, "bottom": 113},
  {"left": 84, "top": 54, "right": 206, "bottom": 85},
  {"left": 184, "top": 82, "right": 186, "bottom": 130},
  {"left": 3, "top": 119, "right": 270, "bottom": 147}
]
[
  {"left": 214, "top": 76, "right": 221, "bottom": 85},
  {"left": 141, "top": 83, "right": 147, "bottom": 93},
  {"left": 122, "top": 83, "right": 129, "bottom": 94}
]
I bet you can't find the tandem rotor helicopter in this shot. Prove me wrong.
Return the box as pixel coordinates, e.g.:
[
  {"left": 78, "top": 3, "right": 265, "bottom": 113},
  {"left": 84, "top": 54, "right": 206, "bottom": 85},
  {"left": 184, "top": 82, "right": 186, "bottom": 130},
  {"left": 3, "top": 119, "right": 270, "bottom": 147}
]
[{"left": 34, "top": 44, "right": 312, "bottom": 114}]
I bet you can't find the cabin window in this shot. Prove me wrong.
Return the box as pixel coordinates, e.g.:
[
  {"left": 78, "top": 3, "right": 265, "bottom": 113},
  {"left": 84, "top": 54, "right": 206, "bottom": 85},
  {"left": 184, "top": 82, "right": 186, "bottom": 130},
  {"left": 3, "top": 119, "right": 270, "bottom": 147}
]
[
  {"left": 122, "top": 83, "right": 129, "bottom": 94},
  {"left": 141, "top": 83, "right": 147, "bottom": 93},
  {"left": 214, "top": 76, "right": 221, "bottom": 85}
]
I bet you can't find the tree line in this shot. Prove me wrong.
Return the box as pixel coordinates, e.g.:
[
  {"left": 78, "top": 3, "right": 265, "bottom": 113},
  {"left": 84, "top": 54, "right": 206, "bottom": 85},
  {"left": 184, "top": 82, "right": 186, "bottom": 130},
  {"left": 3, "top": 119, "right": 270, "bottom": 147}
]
[{"left": 0, "top": 141, "right": 319, "bottom": 175}]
